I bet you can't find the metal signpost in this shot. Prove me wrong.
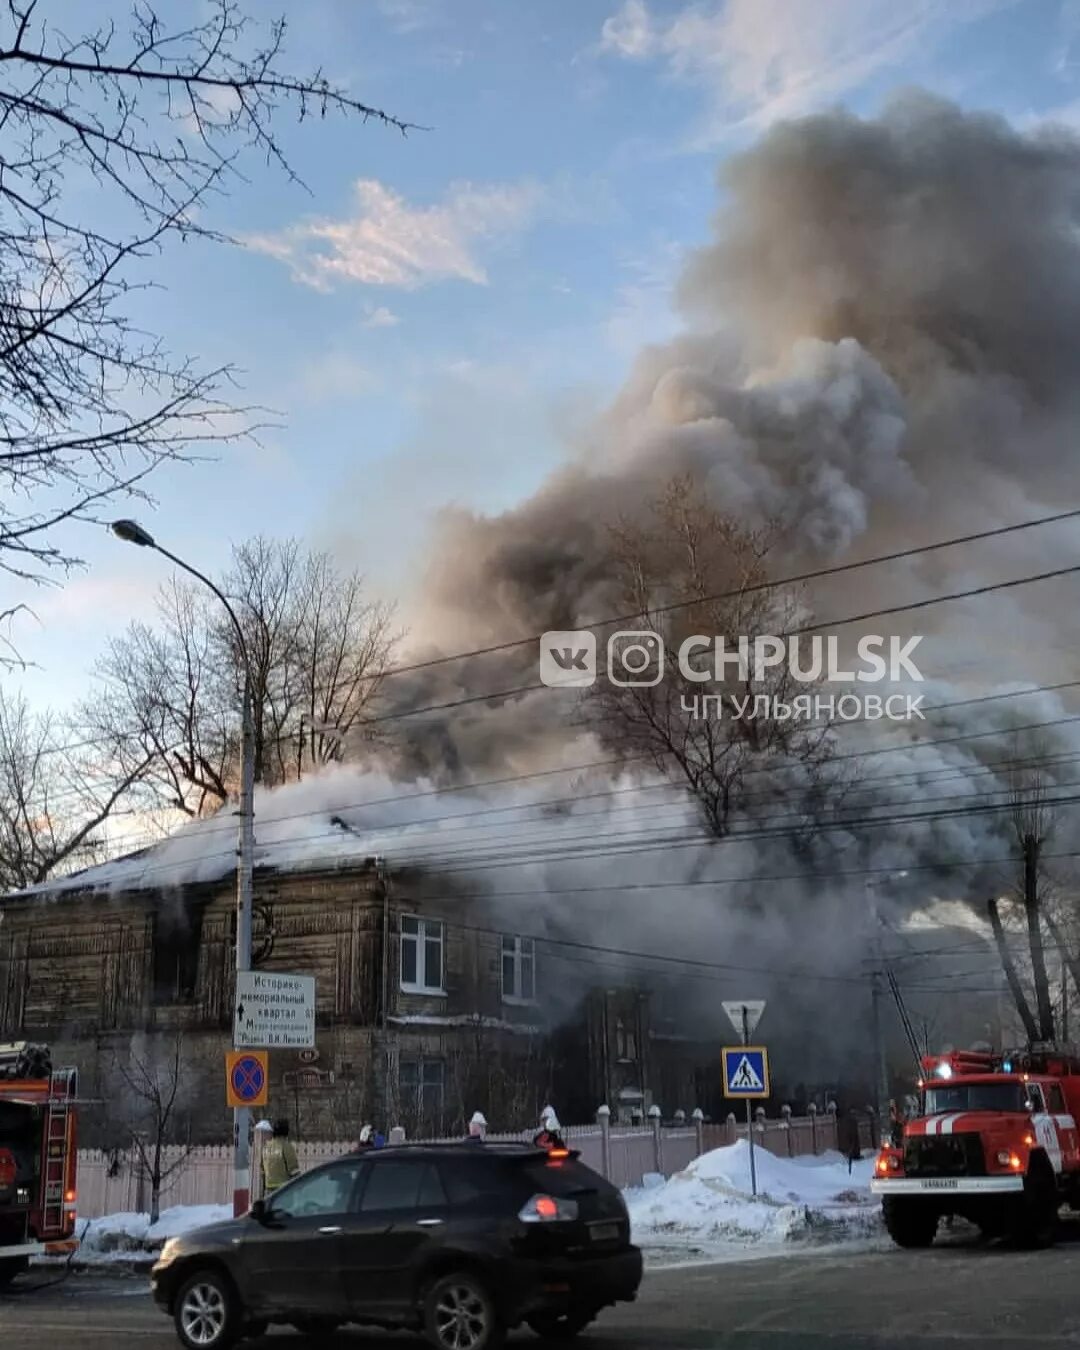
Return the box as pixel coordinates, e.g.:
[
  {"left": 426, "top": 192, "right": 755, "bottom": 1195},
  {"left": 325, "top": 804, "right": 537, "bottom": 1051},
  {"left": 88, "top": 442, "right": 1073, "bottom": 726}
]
[
  {"left": 722, "top": 1000, "right": 769, "bottom": 1197},
  {"left": 234, "top": 972, "right": 316, "bottom": 1050}
]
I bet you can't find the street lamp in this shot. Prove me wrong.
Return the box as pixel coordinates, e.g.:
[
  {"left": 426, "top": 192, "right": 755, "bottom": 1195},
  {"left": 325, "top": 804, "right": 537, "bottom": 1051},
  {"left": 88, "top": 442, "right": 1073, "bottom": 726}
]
[{"left": 112, "top": 519, "right": 256, "bottom": 1217}]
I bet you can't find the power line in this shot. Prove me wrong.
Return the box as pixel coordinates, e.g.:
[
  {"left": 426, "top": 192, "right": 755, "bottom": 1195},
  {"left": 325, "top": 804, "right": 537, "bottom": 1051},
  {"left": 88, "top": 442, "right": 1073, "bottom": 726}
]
[
  {"left": 325, "top": 505, "right": 1080, "bottom": 686},
  {"left": 27, "top": 508, "right": 1080, "bottom": 764}
]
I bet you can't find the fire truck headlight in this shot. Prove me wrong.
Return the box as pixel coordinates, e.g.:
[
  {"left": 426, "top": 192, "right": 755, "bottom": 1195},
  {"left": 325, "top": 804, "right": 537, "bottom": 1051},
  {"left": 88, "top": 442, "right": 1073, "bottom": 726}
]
[{"left": 996, "top": 1150, "right": 1012, "bottom": 1166}]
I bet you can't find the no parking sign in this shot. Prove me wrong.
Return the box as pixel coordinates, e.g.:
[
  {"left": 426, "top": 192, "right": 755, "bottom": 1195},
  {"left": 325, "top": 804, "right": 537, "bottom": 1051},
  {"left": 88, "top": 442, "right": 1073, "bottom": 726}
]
[{"left": 226, "top": 1050, "right": 269, "bottom": 1109}]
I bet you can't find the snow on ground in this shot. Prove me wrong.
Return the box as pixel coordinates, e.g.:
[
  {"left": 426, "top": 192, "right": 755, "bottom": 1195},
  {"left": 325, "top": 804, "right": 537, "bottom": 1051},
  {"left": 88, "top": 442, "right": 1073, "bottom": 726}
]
[
  {"left": 627, "top": 1142, "right": 882, "bottom": 1263},
  {"left": 52, "top": 1205, "right": 231, "bottom": 1265},
  {"left": 51, "top": 1146, "right": 881, "bottom": 1270}
]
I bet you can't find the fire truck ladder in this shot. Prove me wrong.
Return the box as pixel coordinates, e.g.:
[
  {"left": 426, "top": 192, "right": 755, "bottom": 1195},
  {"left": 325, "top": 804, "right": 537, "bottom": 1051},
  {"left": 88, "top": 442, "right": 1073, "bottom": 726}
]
[
  {"left": 886, "top": 967, "right": 927, "bottom": 1083},
  {"left": 41, "top": 1068, "right": 77, "bottom": 1233}
]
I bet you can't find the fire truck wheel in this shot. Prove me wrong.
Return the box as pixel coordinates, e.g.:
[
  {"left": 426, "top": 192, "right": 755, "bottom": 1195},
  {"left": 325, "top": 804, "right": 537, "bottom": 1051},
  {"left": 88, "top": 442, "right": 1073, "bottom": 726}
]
[
  {"left": 174, "top": 1268, "right": 241, "bottom": 1350},
  {"left": 1014, "top": 1161, "right": 1058, "bottom": 1249},
  {"left": 0, "top": 1257, "right": 28, "bottom": 1289},
  {"left": 882, "top": 1197, "right": 939, "bottom": 1248}
]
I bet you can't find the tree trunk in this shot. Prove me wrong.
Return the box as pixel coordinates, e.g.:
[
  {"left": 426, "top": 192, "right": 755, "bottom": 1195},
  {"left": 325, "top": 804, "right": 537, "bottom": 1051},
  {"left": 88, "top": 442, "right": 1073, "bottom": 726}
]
[
  {"left": 1023, "top": 836, "right": 1056, "bottom": 1042},
  {"left": 987, "top": 897, "right": 1039, "bottom": 1044},
  {"left": 1044, "top": 913, "right": 1080, "bottom": 1033},
  {"left": 150, "top": 1140, "right": 162, "bottom": 1225}
]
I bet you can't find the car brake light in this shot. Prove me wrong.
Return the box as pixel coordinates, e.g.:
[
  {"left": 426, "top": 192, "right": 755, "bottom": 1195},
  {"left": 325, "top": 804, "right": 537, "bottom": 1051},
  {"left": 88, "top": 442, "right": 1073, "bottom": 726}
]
[
  {"left": 519, "top": 1193, "right": 579, "bottom": 1223},
  {"left": 64, "top": 1188, "right": 76, "bottom": 1204},
  {"left": 547, "top": 1147, "right": 570, "bottom": 1159}
]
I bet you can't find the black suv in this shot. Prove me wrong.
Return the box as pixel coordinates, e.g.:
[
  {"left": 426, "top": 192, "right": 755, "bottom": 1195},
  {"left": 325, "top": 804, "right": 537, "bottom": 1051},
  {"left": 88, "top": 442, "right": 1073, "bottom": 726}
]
[{"left": 151, "top": 1142, "right": 642, "bottom": 1349}]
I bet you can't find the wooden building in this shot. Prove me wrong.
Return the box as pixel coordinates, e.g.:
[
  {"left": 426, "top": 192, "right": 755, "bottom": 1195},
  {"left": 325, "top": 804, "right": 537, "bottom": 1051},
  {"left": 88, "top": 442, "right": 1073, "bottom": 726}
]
[{"left": 0, "top": 807, "right": 712, "bottom": 1145}]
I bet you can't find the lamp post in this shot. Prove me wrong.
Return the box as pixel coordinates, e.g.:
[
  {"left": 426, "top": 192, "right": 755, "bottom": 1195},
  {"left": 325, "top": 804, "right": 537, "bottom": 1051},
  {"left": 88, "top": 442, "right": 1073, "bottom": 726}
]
[{"left": 111, "top": 519, "right": 255, "bottom": 1217}]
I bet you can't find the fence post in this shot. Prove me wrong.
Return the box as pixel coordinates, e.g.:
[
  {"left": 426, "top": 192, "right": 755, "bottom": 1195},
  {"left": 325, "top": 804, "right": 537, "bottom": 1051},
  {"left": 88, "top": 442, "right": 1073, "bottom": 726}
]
[
  {"left": 251, "top": 1120, "right": 272, "bottom": 1203},
  {"left": 388, "top": 1125, "right": 406, "bottom": 1146},
  {"left": 726, "top": 1112, "right": 737, "bottom": 1146},
  {"left": 808, "top": 1102, "right": 818, "bottom": 1155},
  {"left": 754, "top": 1106, "right": 766, "bottom": 1150},
  {"left": 691, "top": 1107, "right": 704, "bottom": 1159},
  {"left": 596, "top": 1104, "right": 611, "bottom": 1181},
  {"left": 648, "top": 1104, "right": 662, "bottom": 1175},
  {"left": 827, "top": 1099, "right": 838, "bottom": 1153},
  {"left": 781, "top": 1103, "right": 792, "bottom": 1156}
]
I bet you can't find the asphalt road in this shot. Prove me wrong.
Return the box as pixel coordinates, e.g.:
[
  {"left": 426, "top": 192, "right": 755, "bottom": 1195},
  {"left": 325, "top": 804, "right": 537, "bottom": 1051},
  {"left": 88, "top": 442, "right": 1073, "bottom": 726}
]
[{"left": 4, "top": 1236, "right": 1080, "bottom": 1350}]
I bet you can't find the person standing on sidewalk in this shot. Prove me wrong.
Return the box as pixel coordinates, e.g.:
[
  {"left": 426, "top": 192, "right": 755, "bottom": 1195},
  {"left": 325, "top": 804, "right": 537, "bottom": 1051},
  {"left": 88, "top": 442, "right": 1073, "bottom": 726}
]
[{"left": 261, "top": 1119, "right": 300, "bottom": 1195}]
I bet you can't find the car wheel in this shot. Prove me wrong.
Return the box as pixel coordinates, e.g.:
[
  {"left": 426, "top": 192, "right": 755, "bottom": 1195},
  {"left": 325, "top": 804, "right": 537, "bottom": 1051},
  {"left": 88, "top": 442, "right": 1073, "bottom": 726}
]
[
  {"left": 882, "top": 1197, "right": 938, "bottom": 1248},
  {"left": 1015, "top": 1163, "right": 1058, "bottom": 1249},
  {"left": 0, "top": 1257, "right": 28, "bottom": 1290},
  {"left": 423, "top": 1270, "right": 504, "bottom": 1350},
  {"left": 526, "top": 1309, "right": 596, "bottom": 1340},
  {"left": 174, "top": 1269, "right": 240, "bottom": 1350}
]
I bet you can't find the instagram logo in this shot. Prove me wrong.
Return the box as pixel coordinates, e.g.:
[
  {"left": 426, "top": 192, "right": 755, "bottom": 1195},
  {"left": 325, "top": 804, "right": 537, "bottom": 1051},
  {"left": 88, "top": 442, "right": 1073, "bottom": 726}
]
[{"left": 607, "top": 631, "right": 665, "bottom": 686}]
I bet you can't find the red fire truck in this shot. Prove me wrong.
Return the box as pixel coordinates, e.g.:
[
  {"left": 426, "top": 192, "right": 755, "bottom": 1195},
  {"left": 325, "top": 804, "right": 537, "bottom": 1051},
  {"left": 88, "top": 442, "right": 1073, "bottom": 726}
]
[
  {"left": 0, "top": 1043, "right": 80, "bottom": 1286},
  {"left": 872, "top": 1047, "right": 1080, "bottom": 1248}
]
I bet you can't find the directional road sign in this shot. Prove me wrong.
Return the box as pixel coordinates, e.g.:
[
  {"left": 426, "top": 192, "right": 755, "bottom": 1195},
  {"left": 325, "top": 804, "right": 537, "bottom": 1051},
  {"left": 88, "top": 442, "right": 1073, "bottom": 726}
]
[
  {"left": 723, "top": 1045, "right": 770, "bottom": 1099},
  {"left": 721, "top": 1000, "right": 766, "bottom": 1040},
  {"left": 226, "top": 1050, "right": 269, "bottom": 1109},
  {"left": 234, "top": 971, "right": 316, "bottom": 1050}
]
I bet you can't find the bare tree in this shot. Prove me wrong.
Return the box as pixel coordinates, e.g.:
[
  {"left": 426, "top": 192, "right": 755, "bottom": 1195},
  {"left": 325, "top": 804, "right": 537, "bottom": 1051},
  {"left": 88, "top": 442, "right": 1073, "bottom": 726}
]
[
  {"left": 985, "top": 764, "right": 1060, "bottom": 1044},
  {"left": 86, "top": 536, "right": 399, "bottom": 815},
  {"left": 587, "top": 477, "right": 833, "bottom": 838},
  {"left": 111, "top": 1031, "right": 191, "bottom": 1224},
  {"left": 0, "top": 0, "right": 408, "bottom": 648},
  {"left": 0, "top": 687, "right": 150, "bottom": 888}
]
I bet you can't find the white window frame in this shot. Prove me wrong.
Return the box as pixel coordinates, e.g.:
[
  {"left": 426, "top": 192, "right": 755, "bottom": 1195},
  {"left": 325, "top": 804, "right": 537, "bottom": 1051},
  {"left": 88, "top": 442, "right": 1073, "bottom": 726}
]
[
  {"left": 400, "top": 914, "right": 445, "bottom": 995},
  {"left": 501, "top": 934, "right": 537, "bottom": 1005}
]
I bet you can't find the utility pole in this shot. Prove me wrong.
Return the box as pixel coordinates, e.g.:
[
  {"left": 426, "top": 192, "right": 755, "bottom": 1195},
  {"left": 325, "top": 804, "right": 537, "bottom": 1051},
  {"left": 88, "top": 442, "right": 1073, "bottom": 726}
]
[
  {"left": 234, "top": 679, "right": 255, "bottom": 1215},
  {"left": 865, "top": 881, "right": 890, "bottom": 1127},
  {"left": 1023, "top": 834, "right": 1055, "bottom": 1043},
  {"left": 111, "top": 520, "right": 256, "bottom": 1217}
]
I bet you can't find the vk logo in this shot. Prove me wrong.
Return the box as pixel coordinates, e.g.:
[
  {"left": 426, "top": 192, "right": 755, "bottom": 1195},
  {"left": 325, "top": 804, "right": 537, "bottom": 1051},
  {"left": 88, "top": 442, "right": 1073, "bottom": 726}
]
[{"left": 539, "top": 631, "right": 597, "bottom": 688}]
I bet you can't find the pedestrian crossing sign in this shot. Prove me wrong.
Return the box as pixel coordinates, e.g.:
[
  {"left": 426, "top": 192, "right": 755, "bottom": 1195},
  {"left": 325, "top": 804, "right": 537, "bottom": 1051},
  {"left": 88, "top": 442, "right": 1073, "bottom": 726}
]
[{"left": 723, "top": 1046, "right": 770, "bottom": 1099}]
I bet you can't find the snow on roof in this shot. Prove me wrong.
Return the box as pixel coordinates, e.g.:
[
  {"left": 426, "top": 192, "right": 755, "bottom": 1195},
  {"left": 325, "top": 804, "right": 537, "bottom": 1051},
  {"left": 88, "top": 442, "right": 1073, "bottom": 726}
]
[
  {"left": 9, "top": 762, "right": 696, "bottom": 902},
  {"left": 8, "top": 765, "right": 417, "bottom": 899}
]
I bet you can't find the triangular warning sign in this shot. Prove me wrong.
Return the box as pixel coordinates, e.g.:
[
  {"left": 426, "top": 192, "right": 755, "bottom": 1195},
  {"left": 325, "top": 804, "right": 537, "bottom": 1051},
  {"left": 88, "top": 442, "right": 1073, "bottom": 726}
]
[{"left": 730, "top": 1055, "right": 764, "bottom": 1091}]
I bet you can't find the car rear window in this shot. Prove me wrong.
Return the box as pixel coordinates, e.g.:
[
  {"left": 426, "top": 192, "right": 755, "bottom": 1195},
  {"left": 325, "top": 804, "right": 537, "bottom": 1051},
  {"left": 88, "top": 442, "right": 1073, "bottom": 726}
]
[{"left": 519, "top": 1157, "right": 601, "bottom": 1197}]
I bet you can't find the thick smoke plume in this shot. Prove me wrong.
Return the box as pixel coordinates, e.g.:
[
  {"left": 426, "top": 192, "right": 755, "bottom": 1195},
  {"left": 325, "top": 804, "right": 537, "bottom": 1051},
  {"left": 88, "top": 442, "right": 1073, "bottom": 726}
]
[{"left": 359, "top": 93, "right": 1080, "bottom": 1081}]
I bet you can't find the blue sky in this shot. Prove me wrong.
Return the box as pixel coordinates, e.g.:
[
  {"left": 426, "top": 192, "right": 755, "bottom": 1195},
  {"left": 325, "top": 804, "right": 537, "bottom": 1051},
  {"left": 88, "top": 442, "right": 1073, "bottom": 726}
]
[{"left": 6, "top": 0, "right": 1080, "bottom": 711}]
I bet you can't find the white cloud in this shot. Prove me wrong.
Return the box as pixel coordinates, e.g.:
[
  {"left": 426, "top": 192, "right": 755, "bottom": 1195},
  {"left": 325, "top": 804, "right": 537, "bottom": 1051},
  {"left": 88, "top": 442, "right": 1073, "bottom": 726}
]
[
  {"left": 247, "top": 178, "right": 544, "bottom": 292},
  {"left": 599, "top": 0, "right": 1020, "bottom": 137},
  {"left": 363, "top": 305, "right": 401, "bottom": 328},
  {"left": 600, "top": 0, "right": 655, "bottom": 57}
]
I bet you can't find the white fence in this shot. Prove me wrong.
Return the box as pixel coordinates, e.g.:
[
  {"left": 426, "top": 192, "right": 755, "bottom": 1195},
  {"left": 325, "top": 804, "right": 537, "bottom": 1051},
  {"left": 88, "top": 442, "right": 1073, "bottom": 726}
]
[{"left": 74, "top": 1109, "right": 856, "bottom": 1220}]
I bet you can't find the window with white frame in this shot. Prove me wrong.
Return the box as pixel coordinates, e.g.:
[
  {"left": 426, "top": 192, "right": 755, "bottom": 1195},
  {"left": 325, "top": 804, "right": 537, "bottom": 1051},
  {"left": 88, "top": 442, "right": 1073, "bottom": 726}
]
[
  {"left": 501, "top": 934, "right": 536, "bottom": 1003},
  {"left": 400, "top": 915, "right": 444, "bottom": 993}
]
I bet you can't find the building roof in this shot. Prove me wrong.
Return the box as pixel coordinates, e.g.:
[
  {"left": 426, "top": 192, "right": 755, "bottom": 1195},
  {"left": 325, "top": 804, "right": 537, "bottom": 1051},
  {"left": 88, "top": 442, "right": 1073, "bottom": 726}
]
[{"left": 5, "top": 763, "right": 693, "bottom": 903}]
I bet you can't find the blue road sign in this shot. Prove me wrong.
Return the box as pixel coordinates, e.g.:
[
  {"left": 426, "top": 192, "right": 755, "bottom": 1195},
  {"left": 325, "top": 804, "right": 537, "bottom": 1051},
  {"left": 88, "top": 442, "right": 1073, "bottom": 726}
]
[
  {"left": 722, "top": 1045, "right": 770, "bottom": 1099},
  {"left": 230, "top": 1054, "right": 266, "bottom": 1103}
]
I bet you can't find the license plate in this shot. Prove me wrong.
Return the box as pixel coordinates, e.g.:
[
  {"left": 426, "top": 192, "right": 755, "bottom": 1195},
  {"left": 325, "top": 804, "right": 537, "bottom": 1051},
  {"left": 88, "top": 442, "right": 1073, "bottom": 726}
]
[
  {"left": 589, "top": 1222, "right": 620, "bottom": 1242},
  {"left": 920, "top": 1178, "right": 959, "bottom": 1189}
]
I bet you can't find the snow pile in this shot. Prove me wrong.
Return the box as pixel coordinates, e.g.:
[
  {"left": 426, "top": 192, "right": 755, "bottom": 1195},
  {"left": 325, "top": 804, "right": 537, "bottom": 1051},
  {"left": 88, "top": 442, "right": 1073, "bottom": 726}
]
[
  {"left": 68, "top": 1204, "right": 231, "bottom": 1263},
  {"left": 627, "top": 1142, "right": 880, "bottom": 1255}
]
